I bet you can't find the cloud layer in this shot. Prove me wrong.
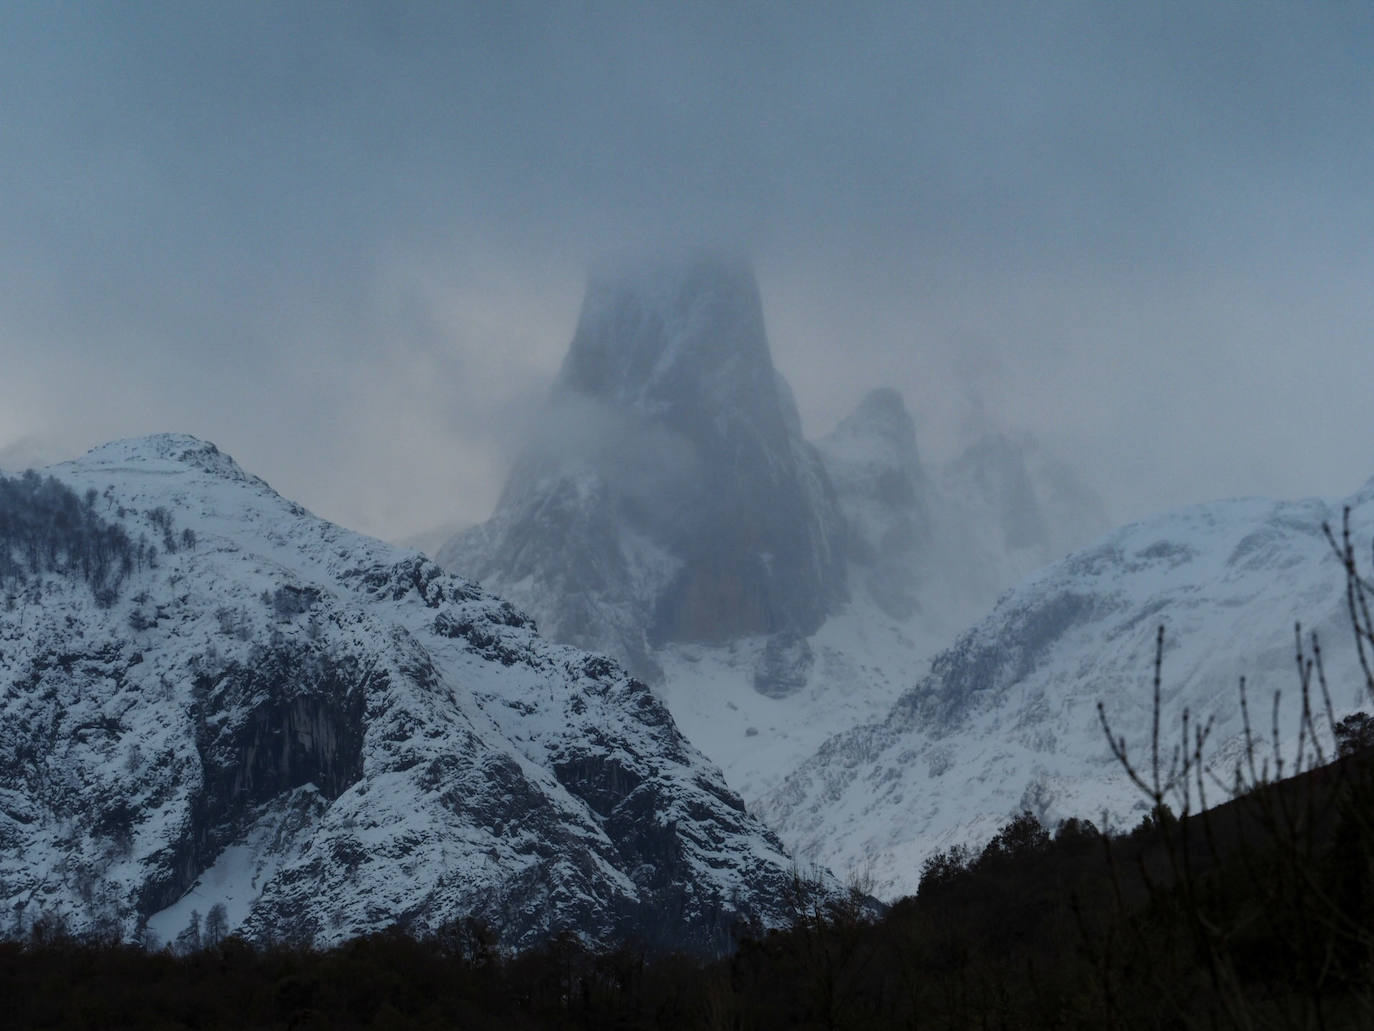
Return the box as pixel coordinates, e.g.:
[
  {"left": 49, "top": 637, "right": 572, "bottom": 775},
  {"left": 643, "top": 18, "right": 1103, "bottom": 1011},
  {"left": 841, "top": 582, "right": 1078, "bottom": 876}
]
[{"left": 3, "top": 3, "right": 1372, "bottom": 539}]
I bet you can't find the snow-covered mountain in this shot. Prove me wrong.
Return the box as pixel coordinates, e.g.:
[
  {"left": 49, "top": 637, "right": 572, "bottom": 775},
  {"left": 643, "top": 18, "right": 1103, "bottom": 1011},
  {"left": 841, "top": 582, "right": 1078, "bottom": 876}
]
[
  {"left": 439, "top": 254, "right": 1110, "bottom": 806},
  {"left": 0, "top": 434, "right": 823, "bottom": 952},
  {"left": 760, "top": 480, "right": 1374, "bottom": 898}
]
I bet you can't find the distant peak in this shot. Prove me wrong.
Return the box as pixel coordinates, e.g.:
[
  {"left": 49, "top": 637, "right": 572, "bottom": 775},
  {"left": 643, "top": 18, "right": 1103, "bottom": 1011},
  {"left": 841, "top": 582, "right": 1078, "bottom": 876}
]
[
  {"left": 826, "top": 388, "right": 918, "bottom": 459},
  {"left": 557, "top": 248, "right": 775, "bottom": 415},
  {"left": 853, "top": 387, "right": 912, "bottom": 426}
]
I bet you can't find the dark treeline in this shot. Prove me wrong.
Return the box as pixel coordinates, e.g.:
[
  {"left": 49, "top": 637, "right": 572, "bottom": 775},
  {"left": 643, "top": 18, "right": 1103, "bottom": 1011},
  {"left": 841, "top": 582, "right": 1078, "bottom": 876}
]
[
  {"left": 0, "top": 473, "right": 190, "bottom": 608},
  {"left": 6, "top": 519, "right": 1374, "bottom": 1028},
  {"left": 5, "top": 739, "right": 1374, "bottom": 1030}
]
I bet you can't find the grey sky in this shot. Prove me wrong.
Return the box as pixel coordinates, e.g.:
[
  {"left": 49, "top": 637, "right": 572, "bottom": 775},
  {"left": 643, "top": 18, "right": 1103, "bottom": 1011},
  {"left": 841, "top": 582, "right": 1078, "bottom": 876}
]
[{"left": 2, "top": 2, "right": 1372, "bottom": 540}]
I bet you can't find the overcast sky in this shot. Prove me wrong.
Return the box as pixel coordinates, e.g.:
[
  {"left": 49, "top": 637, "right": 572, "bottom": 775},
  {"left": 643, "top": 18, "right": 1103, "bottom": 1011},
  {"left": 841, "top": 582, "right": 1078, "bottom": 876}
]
[{"left": 3, "top": 2, "right": 1372, "bottom": 542}]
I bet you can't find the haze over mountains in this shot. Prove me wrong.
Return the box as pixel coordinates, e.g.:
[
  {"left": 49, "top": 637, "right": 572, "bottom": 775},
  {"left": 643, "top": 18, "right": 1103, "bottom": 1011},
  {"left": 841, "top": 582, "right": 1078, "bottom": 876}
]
[
  {"left": 439, "top": 253, "right": 1111, "bottom": 800},
  {"left": 432, "top": 253, "right": 1374, "bottom": 903},
  {"left": 5, "top": 248, "right": 1363, "bottom": 962},
  {"left": 0, "top": 257, "right": 1129, "bottom": 951},
  {"left": 3, "top": 4, "right": 1372, "bottom": 981},
  {"left": 2, "top": 313, "right": 1370, "bottom": 954},
  {"left": 441, "top": 255, "right": 848, "bottom": 686}
]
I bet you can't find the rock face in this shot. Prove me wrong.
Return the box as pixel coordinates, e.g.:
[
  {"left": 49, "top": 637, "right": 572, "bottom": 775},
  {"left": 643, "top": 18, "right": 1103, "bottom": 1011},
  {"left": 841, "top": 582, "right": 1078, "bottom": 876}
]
[
  {"left": 815, "top": 387, "right": 937, "bottom": 623},
  {"left": 760, "top": 480, "right": 1374, "bottom": 898},
  {"left": 440, "top": 254, "right": 846, "bottom": 684},
  {"left": 0, "top": 435, "right": 823, "bottom": 952}
]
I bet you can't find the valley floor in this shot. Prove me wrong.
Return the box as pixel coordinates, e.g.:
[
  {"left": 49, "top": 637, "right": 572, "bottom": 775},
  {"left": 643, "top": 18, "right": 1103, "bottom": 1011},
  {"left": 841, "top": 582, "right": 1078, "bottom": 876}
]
[{"left": 651, "top": 596, "right": 951, "bottom": 808}]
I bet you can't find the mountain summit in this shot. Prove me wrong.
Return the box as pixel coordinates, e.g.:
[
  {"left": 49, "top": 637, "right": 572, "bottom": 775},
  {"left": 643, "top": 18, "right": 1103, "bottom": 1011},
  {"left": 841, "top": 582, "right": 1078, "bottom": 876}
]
[
  {"left": 560, "top": 253, "right": 782, "bottom": 424},
  {"left": 441, "top": 254, "right": 846, "bottom": 684}
]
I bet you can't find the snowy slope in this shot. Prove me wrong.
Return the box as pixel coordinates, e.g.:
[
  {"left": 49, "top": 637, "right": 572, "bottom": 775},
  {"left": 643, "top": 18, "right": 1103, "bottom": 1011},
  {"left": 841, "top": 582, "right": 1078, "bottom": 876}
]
[
  {"left": 648, "top": 602, "right": 953, "bottom": 807},
  {"left": 0, "top": 435, "right": 823, "bottom": 952},
  {"left": 760, "top": 482, "right": 1374, "bottom": 898}
]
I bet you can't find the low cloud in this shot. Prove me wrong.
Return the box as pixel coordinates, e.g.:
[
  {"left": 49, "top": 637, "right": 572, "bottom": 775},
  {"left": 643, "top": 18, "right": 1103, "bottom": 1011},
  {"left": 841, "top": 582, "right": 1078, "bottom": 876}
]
[{"left": 2, "top": 4, "right": 1372, "bottom": 538}]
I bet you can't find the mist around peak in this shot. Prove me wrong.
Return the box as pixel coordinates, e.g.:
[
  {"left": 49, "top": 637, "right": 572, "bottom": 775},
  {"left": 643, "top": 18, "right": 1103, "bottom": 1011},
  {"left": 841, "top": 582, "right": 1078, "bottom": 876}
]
[
  {"left": 440, "top": 252, "right": 847, "bottom": 684},
  {"left": 439, "top": 252, "right": 1111, "bottom": 715}
]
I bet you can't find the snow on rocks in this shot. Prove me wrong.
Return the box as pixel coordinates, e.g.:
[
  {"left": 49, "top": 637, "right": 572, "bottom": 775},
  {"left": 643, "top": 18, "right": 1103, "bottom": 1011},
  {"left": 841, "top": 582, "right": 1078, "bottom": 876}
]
[
  {"left": 0, "top": 434, "right": 821, "bottom": 952},
  {"left": 760, "top": 484, "right": 1374, "bottom": 899}
]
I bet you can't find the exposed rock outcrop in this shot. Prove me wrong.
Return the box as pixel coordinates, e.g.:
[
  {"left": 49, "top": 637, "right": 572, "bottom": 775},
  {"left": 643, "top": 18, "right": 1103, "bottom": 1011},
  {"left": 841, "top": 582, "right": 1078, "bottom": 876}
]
[
  {"left": 0, "top": 435, "right": 827, "bottom": 952},
  {"left": 440, "top": 254, "right": 846, "bottom": 685}
]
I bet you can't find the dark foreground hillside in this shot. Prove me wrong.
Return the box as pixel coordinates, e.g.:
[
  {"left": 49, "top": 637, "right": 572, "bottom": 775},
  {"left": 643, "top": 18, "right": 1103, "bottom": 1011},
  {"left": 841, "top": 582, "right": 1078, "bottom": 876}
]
[
  {"left": 6, "top": 733, "right": 1374, "bottom": 1030},
  {"left": 9, "top": 510, "right": 1374, "bottom": 1029}
]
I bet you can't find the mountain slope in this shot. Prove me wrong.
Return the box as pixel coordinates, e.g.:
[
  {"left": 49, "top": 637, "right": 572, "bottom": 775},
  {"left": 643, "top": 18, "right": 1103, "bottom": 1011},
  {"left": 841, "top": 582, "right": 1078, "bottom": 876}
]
[
  {"left": 0, "top": 435, "right": 818, "bottom": 952},
  {"left": 642, "top": 390, "right": 1110, "bottom": 807},
  {"left": 761, "top": 482, "right": 1374, "bottom": 897}
]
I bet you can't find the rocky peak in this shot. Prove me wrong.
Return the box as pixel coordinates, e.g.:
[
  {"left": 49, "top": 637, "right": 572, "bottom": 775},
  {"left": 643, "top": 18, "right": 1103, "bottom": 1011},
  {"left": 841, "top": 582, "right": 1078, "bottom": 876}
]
[
  {"left": 816, "top": 389, "right": 933, "bottom": 620},
  {"left": 440, "top": 253, "right": 846, "bottom": 686},
  {"left": 555, "top": 253, "right": 803, "bottom": 495},
  {"left": 825, "top": 388, "right": 920, "bottom": 465},
  {"left": 561, "top": 253, "right": 773, "bottom": 407},
  {"left": 945, "top": 432, "right": 1052, "bottom": 552},
  {"left": 943, "top": 430, "right": 1109, "bottom": 560},
  {"left": 819, "top": 389, "right": 925, "bottom": 510}
]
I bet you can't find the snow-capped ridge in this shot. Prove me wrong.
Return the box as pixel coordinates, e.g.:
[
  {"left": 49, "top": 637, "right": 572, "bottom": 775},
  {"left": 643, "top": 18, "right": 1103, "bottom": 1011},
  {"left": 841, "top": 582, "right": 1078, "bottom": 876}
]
[
  {"left": 1, "top": 436, "right": 827, "bottom": 952},
  {"left": 73, "top": 433, "right": 261, "bottom": 486},
  {"left": 760, "top": 477, "right": 1374, "bottom": 898}
]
